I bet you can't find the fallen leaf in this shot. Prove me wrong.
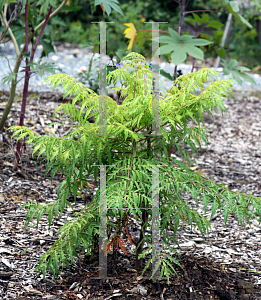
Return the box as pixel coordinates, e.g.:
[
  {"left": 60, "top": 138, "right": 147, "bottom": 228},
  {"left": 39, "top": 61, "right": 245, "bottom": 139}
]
[
  {"left": 44, "top": 127, "right": 56, "bottom": 134},
  {"left": 28, "top": 120, "right": 36, "bottom": 125},
  {"left": 190, "top": 166, "right": 198, "bottom": 170},
  {"left": 23, "top": 286, "right": 43, "bottom": 296},
  {"left": 3, "top": 161, "right": 13, "bottom": 167},
  {"left": 252, "top": 65, "right": 261, "bottom": 73}
]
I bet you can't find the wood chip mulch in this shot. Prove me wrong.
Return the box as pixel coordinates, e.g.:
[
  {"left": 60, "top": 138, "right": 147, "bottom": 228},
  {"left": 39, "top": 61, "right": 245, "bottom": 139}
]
[{"left": 0, "top": 89, "right": 261, "bottom": 300}]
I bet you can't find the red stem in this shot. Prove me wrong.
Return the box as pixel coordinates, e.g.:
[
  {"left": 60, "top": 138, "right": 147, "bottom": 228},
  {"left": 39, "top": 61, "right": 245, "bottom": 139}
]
[{"left": 14, "top": 3, "right": 53, "bottom": 171}]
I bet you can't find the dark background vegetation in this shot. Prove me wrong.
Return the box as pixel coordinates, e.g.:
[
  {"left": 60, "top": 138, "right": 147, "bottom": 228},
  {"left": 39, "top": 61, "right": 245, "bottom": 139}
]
[{"left": 4, "top": 0, "right": 261, "bottom": 70}]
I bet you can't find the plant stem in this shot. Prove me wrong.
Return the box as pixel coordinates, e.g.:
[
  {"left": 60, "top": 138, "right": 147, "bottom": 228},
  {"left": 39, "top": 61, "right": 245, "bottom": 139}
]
[
  {"left": 0, "top": 3, "right": 22, "bottom": 49},
  {"left": 183, "top": 9, "right": 227, "bottom": 15},
  {"left": 0, "top": 0, "right": 67, "bottom": 132},
  {"left": 14, "top": 2, "right": 53, "bottom": 171},
  {"left": 168, "top": 0, "right": 198, "bottom": 157},
  {"left": 0, "top": 6, "right": 20, "bottom": 55},
  {"left": 135, "top": 208, "right": 148, "bottom": 270}
]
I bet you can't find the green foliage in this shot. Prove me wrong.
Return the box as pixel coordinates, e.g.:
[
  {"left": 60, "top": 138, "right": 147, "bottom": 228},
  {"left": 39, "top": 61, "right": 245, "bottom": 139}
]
[
  {"left": 220, "top": 58, "right": 257, "bottom": 86},
  {"left": 182, "top": 12, "right": 225, "bottom": 59},
  {"left": 153, "top": 27, "right": 213, "bottom": 65},
  {"left": 89, "top": 1, "right": 152, "bottom": 58},
  {"left": 226, "top": 18, "right": 261, "bottom": 70},
  {"left": 94, "top": 0, "right": 124, "bottom": 16},
  {"left": 183, "top": 12, "right": 224, "bottom": 36},
  {"left": 76, "top": 60, "right": 100, "bottom": 94},
  {"left": 74, "top": 48, "right": 124, "bottom": 94},
  {"left": 50, "top": 0, "right": 179, "bottom": 59},
  {"left": 196, "top": 0, "right": 260, "bottom": 70},
  {"left": 59, "top": 20, "right": 87, "bottom": 45},
  {"left": 119, "top": 2, "right": 257, "bottom": 86},
  {"left": 0, "top": 0, "right": 55, "bottom": 53},
  {"left": 223, "top": 0, "right": 253, "bottom": 28},
  {"left": 39, "top": 0, "right": 260, "bottom": 73},
  {"left": 9, "top": 52, "right": 261, "bottom": 282}
]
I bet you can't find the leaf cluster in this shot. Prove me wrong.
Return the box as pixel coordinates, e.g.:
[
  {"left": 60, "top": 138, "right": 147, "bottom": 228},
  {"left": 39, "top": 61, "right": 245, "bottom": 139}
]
[{"left": 9, "top": 52, "right": 261, "bottom": 281}]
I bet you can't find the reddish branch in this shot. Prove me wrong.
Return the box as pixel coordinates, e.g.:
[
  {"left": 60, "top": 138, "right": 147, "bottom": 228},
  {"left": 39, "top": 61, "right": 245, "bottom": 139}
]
[{"left": 14, "top": 2, "right": 53, "bottom": 171}]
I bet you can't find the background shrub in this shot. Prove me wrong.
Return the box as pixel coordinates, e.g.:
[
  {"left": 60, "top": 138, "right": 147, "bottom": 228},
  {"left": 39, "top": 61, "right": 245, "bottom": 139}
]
[{"left": 46, "top": 0, "right": 261, "bottom": 71}]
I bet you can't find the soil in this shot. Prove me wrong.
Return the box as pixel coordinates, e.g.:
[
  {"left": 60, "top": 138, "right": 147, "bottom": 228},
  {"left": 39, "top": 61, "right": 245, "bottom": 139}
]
[
  {"left": 0, "top": 89, "right": 261, "bottom": 300},
  {"left": 21, "top": 252, "right": 260, "bottom": 300}
]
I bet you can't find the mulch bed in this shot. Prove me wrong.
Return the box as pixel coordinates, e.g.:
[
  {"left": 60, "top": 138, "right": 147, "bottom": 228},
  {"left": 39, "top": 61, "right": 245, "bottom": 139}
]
[{"left": 1, "top": 89, "right": 261, "bottom": 300}]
